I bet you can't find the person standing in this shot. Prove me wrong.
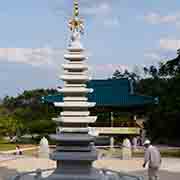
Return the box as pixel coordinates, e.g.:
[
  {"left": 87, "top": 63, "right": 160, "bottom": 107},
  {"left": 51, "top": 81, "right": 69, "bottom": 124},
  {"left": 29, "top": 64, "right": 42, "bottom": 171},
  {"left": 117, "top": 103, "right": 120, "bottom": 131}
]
[
  {"left": 132, "top": 136, "right": 137, "bottom": 152},
  {"left": 122, "top": 138, "right": 132, "bottom": 160},
  {"left": 15, "top": 145, "right": 22, "bottom": 155},
  {"left": 142, "top": 140, "right": 161, "bottom": 180}
]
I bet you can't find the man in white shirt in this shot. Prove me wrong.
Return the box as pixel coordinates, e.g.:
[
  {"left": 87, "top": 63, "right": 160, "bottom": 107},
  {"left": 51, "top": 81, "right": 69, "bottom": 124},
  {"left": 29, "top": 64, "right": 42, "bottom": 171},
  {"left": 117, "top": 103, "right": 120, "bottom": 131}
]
[{"left": 142, "top": 140, "right": 161, "bottom": 180}]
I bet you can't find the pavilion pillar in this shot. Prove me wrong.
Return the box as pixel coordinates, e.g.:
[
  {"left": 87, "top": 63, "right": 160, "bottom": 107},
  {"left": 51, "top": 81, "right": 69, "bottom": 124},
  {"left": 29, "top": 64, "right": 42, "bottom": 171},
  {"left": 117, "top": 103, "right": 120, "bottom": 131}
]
[{"left": 110, "top": 112, "right": 114, "bottom": 149}]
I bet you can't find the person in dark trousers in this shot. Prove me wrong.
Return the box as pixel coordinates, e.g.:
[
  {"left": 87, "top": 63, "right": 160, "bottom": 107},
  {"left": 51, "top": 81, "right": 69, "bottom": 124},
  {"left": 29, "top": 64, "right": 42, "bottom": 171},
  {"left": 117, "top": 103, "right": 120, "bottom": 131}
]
[{"left": 142, "top": 140, "right": 161, "bottom": 180}]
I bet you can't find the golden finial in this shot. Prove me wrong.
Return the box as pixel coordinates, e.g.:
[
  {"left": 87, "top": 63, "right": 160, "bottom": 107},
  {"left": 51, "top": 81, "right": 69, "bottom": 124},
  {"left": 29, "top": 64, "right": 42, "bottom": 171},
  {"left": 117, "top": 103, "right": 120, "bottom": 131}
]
[
  {"left": 68, "top": 0, "right": 84, "bottom": 33},
  {"left": 73, "top": 0, "right": 79, "bottom": 17}
]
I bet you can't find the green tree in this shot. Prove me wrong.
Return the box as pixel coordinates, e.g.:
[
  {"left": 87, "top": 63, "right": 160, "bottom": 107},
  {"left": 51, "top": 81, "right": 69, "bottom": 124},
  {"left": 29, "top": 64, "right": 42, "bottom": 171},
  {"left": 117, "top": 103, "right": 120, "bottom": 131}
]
[
  {"left": 112, "top": 69, "right": 140, "bottom": 81},
  {"left": 112, "top": 69, "right": 125, "bottom": 79},
  {"left": 143, "top": 65, "right": 159, "bottom": 79},
  {"left": 1, "top": 89, "right": 59, "bottom": 137},
  {"left": 0, "top": 116, "right": 23, "bottom": 139},
  {"left": 159, "top": 49, "right": 180, "bottom": 77},
  {"left": 137, "top": 52, "right": 180, "bottom": 143}
]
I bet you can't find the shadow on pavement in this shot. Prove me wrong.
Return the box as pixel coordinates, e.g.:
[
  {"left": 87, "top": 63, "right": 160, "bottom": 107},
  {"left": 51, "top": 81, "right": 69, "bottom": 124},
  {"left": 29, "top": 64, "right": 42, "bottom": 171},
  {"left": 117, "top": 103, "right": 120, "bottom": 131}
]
[
  {"left": 0, "top": 166, "right": 18, "bottom": 180},
  {"left": 131, "top": 170, "right": 180, "bottom": 180},
  {"left": 0, "top": 166, "right": 34, "bottom": 180}
]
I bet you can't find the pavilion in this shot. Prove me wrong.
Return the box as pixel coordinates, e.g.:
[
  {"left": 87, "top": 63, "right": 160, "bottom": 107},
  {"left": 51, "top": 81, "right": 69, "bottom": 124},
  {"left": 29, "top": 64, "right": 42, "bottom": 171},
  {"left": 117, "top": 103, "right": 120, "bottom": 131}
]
[{"left": 42, "top": 78, "right": 157, "bottom": 137}]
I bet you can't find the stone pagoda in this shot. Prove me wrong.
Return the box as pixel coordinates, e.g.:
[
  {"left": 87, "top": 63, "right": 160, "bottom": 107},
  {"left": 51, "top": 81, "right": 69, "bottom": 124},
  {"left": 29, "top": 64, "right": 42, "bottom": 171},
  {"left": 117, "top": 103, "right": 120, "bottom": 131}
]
[
  {"left": 46, "top": 0, "right": 102, "bottom": 179},
  {"left": 12, "top": 1, "right": 143, "bottom": 180}
]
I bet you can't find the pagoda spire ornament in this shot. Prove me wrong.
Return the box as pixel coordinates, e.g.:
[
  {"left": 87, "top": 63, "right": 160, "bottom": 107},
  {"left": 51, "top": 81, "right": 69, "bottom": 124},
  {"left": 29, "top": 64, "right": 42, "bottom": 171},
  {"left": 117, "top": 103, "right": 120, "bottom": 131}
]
[{"left": 68, "top": 0, "right": 84, "bottom": 34}]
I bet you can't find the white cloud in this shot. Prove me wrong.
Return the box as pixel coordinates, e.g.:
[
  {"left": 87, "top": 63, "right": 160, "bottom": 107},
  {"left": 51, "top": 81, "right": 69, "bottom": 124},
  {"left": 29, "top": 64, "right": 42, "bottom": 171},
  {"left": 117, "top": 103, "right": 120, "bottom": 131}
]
[
  {"left": 90, "top": 63, "right": 131, "bottom": 79},
  {"left": 81, "top": 2, "right": 121, "bottom": 28},
  {"left": 159, "top": 39, "right": 180, "bottom": 51},
  {"left": 81, "top": 2, "right": 111, "bottom": 16},
  {"left": 93, "top": 63, "right": 130, "bottom": 73},
  {"left": 144, "top": 12, "right": 180, "bottom": 25},
  {"left": 144, "top": 52, "right": 161, "bottom": 60},
  {"left": 0, "top": 47, "right": 64, "bottom": 67},
  {"left": 103, "top": 17, "right": 120, "bottom": 27}
]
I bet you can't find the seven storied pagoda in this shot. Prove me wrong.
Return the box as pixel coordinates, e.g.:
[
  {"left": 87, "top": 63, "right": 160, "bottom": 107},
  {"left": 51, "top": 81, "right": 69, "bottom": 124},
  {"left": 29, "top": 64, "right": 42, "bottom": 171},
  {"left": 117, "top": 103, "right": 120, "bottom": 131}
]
[{"left": 47, "top": 1, "right": 102, "bottom": 180}]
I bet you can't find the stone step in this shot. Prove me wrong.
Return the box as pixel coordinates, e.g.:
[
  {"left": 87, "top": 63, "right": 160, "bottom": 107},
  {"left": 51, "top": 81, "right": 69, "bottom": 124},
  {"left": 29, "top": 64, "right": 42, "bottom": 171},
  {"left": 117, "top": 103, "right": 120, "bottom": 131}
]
[
  {"left": 50, "top": 134, "right": 94, "bottom": 144},
  {"left": 50, "top": 149, "right": 97, "bottom": 161},
  {"left": 56, "top": 127, "right": 89, "bottom": 133},
  {"left": 56, "top": 145, "right": 92, "bottom": 152}
]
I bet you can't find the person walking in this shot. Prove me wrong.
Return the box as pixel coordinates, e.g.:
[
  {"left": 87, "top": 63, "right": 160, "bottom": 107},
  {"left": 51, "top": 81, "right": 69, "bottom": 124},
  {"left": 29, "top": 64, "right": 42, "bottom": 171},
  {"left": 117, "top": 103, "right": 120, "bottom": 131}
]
[{"left": 142, "top": 140, "right": 161, "bottom": 180}]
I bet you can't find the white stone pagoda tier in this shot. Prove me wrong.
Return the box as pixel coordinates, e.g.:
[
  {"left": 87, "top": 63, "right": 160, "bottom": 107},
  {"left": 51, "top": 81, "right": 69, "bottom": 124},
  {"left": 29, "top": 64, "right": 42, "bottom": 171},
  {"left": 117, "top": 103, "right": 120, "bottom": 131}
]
[
  {"left": 62, "top": 63, "right": 88, "bottom": 70},
  {"left": 53, "top": 29, "right": 97, "bottom": 128},
  {"left": 54, "top": 102, "right": 95, "bottom": 108},
  {"left": 53, "top": 116, "right": 97, "bottom": 123},
  {"left": 64, "top": 53, "right": 86, "bottom": 60},
  {"left": 60, "top": 75, "right": 91, "bottom": 82},
  {"left": 57, "top": 87, "right": 93, "bottom": 93},
  {"left": 60, "top": 111, "right": 90, "bottom": 116},
  {"left": 63, "top": 97, "right": 88, "bottom": 101}
]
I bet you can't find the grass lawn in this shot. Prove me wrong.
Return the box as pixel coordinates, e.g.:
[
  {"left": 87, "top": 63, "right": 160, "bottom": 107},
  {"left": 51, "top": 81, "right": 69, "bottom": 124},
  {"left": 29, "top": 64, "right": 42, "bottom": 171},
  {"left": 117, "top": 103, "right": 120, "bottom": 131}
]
[
  {"left": 0, "top": 139, "right": 17, "bottom": 151},
  {"left": 0, "top": 138, "right": 37, "bottom": 152},
  {"left": 21, "top": 148, "right": 180, "bottom": 158},
  {"left": 132, "top": 148, "right": 180, "bottom": 158},
  {"left": 97, "top": 147, "right": 180, "bottom": 158},
  {"left": 1, "top": 139, "right": 180, "bottom": 158},
  {"left": 160, "top": 149, "right": 180, "bottom": 158}
]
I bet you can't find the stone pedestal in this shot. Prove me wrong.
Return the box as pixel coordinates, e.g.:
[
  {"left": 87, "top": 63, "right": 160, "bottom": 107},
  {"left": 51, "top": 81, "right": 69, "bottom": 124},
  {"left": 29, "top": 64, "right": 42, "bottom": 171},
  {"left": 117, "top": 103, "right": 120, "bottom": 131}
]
[
  {"left": 39, "top": 137, "right": 50, "bottom": 159},
  {"left": 122, "top": 138, "right": 132, "bottom": 160},
  {"left": 42, "top": 133, "right": 103, "bottom": 180}
]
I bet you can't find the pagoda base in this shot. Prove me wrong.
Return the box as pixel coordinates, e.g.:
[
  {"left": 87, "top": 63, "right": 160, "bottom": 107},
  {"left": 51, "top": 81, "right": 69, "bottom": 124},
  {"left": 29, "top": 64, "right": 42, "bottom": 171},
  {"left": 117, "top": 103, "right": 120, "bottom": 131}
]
[
  {"left": 40, "top": 131, "right": 104, "bottom": 180},
  {"left": 50, "top": 150, "right": 97, "bottom": 161},
  {"left": 43, "top": 167, "right": 103, "bottom": 180}
]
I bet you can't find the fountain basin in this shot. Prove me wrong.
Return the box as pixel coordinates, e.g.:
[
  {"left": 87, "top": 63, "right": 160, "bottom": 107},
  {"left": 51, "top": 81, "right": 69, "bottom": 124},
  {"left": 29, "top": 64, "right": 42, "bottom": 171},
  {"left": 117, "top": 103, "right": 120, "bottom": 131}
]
[{"left": 12, "top": 168, "right": 143, "bottom": 180}]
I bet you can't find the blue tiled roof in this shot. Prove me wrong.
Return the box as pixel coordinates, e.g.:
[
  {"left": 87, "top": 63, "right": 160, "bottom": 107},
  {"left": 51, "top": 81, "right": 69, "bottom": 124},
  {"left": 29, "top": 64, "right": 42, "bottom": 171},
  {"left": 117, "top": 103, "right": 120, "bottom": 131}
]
[{"left": 42, "top": 79, "right": 157, "bottom": 107}]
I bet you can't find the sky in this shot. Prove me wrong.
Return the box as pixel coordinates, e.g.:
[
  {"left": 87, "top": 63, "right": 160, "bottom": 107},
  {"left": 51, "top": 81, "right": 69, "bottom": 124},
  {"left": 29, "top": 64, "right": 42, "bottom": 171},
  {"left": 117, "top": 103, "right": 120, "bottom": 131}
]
[{"left": 0, "top": 0, "right": 180, "bottom": 97}]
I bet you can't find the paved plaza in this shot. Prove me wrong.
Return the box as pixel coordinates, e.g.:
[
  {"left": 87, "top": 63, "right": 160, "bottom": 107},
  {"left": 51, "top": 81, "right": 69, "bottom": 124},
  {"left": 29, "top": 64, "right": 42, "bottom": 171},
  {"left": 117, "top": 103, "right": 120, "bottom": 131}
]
[{"left": 0, "top": 157, "right": 180, "bottom": 180}]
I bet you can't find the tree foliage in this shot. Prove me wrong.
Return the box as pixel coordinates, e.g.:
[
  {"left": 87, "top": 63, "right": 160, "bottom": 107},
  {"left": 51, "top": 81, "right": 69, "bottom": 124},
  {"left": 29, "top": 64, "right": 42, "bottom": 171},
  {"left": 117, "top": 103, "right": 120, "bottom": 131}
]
[
  {"left": 138, "top": 51, "right": 180, "bottom": 144},
  {"left": 0, "top": 89, "right": 59, "bottom": 139},
  {"left": 111, "top": 50, "right": 180, "bottom": 144},
  {"left": 159, "top": 49, "right": 180, "bottom": 77},
  {"left": 112, "top": 69, "right": 140, "bottom": 81}
]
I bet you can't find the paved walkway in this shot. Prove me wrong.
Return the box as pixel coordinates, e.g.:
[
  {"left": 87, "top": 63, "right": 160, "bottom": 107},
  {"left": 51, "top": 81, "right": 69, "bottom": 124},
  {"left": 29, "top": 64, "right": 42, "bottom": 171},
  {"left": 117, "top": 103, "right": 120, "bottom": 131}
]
[
  {"left": 0, "top": 147, "right": 38, "bottom": 163},
  {"left": 0, "top": 154, "right": 25, "bottom": 162},
  {"left": 95, "top": 158, "right": 180, "bottom": 173},
  {"left": 0, "top": 157, "right": 179, "bottom": 180}
]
